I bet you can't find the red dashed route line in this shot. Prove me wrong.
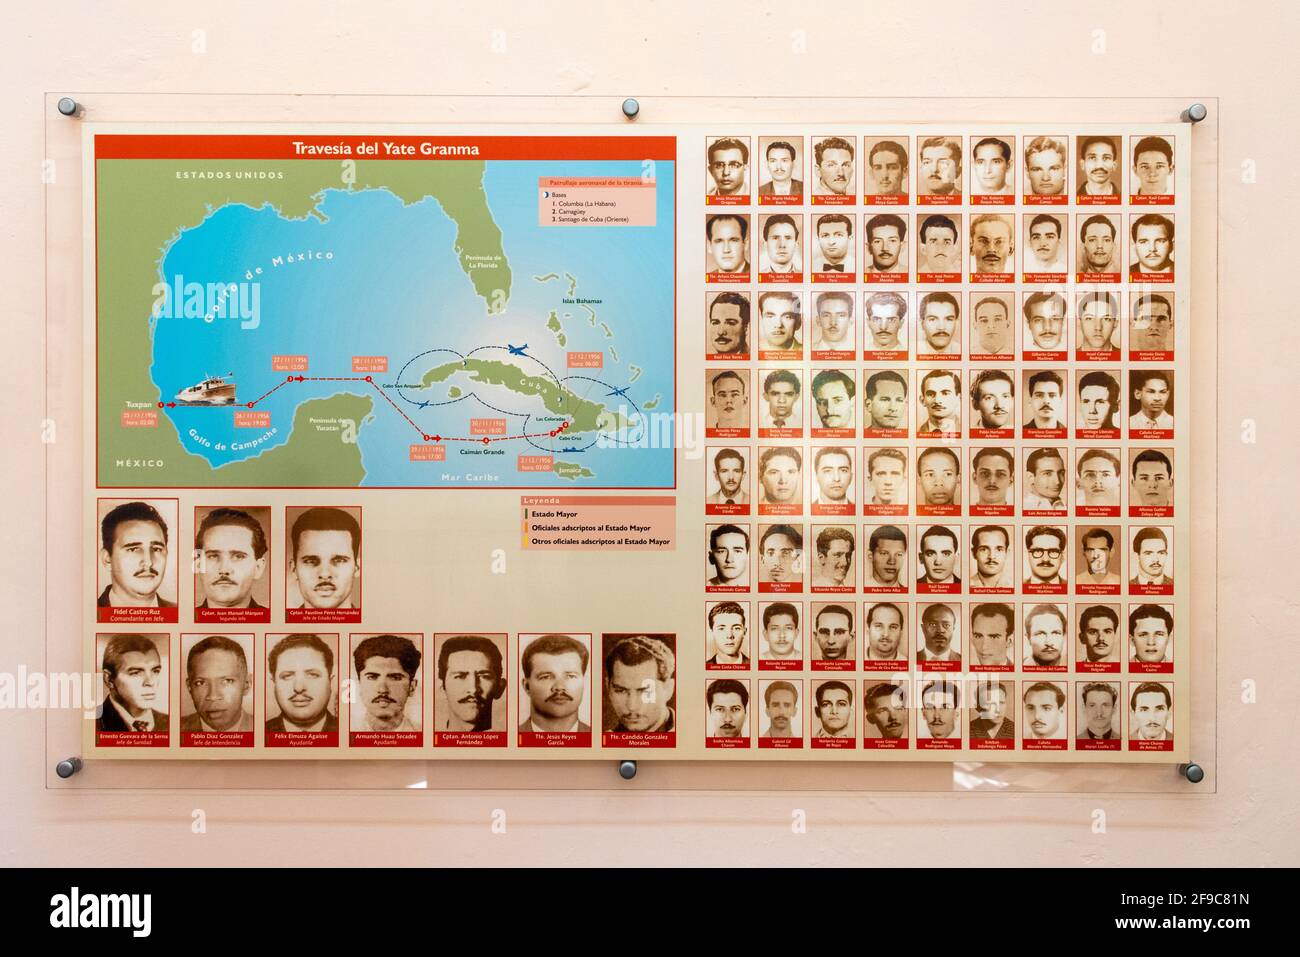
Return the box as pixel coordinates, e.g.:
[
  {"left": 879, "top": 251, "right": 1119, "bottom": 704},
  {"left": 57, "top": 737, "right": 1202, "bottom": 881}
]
[{"left": 180, "top": 374, "right": 571, "bottom": 445}]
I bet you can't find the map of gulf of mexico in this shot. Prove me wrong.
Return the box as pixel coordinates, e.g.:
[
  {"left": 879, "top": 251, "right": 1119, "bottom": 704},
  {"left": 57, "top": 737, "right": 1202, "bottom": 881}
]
[{"left": 96, "top": 139, "right": 676, "bottom": 488}]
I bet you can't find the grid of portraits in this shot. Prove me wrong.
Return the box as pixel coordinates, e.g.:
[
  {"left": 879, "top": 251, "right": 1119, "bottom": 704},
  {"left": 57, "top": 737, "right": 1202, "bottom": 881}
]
[{"left": 703, "top": 131, "right": 1180, "bottom": 754}]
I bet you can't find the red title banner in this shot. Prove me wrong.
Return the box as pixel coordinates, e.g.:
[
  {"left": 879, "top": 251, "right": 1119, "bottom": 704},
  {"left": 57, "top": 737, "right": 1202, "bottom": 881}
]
[{"left": 95, "top": 135, "right": 677, "bottom": 162}]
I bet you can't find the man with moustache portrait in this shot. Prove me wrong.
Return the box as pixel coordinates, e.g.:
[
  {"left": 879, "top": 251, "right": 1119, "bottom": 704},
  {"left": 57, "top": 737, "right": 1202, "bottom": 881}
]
[
  {"left": 352, "top": 633, "right": 421, "bottom": 734},
  {"left": 437, "top": 634, "right": 506, "bottom": 733},
  {"left": 266, "top": 633, "right": 338, "bottom": 735},
  {"left": 519, "top": 634, "right": 591, "bottom": 735},
  {"left": 194, "top": 507, "right": 268, "bottom": 613}
]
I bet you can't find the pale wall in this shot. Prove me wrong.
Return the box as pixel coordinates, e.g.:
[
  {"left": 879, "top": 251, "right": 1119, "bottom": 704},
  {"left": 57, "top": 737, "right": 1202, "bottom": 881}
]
[{"left": 1, "top": 0, "right": 1296, "bottom": 867}]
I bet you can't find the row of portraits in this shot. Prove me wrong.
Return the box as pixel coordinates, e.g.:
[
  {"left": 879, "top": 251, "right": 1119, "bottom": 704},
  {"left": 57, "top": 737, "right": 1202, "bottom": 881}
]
[
  {"left": 93, "top": 632, "right": 676, "bottom": 749},
  {"left": 705, "top": 289, "right": 1175, "bottom": 360},
  {"left": 705, "top": 134, "right": 1175, "bottom": 204},
  {"left": 704, "top": 212, "right": 1175, "bottom": 282},
  {"left": 707, "top": 210, "right": 1175, "bottom": 282},
  {"left": 704, "top": 444, "right": 1175, "bottom": 517},
  {"left": 703, "top": 677, "right": 1175, "bottom": 751},
  {"left": 95, "top": 501, "right": 363, "bottom": 625},
  {"left": 704, "top": 521, "right": 1174, "bottom": 596},
  {"left": 702, "top": 599, "right": 1175, "bottom": 673},
  {"left": 706, "top": 367, "right": 1176, "bottom": 438}
]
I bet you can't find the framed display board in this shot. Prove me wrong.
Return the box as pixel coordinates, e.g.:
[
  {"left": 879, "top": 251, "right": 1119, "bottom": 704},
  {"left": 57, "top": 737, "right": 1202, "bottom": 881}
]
[{"left": 42, "top": 94, "right": 1217, "bottom": 791}]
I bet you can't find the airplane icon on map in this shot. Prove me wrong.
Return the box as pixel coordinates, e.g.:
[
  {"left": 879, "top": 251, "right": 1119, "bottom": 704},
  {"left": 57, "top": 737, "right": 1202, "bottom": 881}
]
[
  {"left": 606, "top": 386, "right": 630, "bottom": 398},
  {"left": 507, "top": 343, "right": 529, "bottom": 356}
]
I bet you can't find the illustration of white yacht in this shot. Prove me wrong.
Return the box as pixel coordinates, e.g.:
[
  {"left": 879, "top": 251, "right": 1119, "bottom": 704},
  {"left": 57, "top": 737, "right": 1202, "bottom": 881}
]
[{"left": 175, "top": 373, "right": 237, "bottom": 405}]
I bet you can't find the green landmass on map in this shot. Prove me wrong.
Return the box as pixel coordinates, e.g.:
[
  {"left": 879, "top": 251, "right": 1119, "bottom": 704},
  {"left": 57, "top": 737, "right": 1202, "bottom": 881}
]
[
  {"left": 418, "top": 358, "right": 627, "bottom": 433},
  {"left": 553, "top": 461, "right": 595, "bottom": 481},
  {"left": 96, "top": 159, "right": 508, "bottom": 486}
]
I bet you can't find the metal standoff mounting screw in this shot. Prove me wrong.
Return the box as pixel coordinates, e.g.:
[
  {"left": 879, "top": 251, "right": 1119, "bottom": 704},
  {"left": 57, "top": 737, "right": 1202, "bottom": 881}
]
[
  {"left": 1178, "top": 762, "right": 1205, "bottom": 784},
  {"left": 621, "top": 98, "right": 640, "bottom": 120},
  {"left": 55, "top": 757, "right": 83, "bottom": 778},
  {"left": 618, "top": 759, "right": 637, "bottom": 780},
  {"left": 57, "top": 97, "right": 81, "bottom": 117},
  {"left": 1181, "top": 102, "right": 1207, "bottom": 123}
]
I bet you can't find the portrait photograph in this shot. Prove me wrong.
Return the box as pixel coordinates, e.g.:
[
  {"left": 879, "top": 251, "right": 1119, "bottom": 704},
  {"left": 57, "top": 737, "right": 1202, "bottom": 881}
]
[
  {"left": 705, "top": 213, "right": 751, "bottom": 281},
  {"left": 1076, "top": 527, "right": 1123, "bottom": 595},
  {"left": 758, "top": 679, "right": 803, "bottom": 747},
  {"left": 1128, "top": 369, "right": 1175, "bottom": 436},
  {"left": 1076, "top": 135, "right": 1122, "bottom": 203},
  {"left": 811, "top": 679, "right": 856, "bottom": 747},
  {"left": 863, "top": 601, "right": 908, "bottom": 667},
  {"left": 1129, "top": 291, "right": 1174, "bottom": 360},
  {"left": 811, "top": 290, "right": 855, "bottom": 358},
  {"left": 969, "top": 446, "right": 1015, "bottom": 514},
  {"left": 706, "top": 135, "right": 751, "bottom": 203},
  {"left": 1128, "top": 212, "right": 1175, "bottom": 279},
  {"left": 193, "top": 505, "right": 271, "bottom": 623},
  {"left": 1076, "top": 605, "right": 1123, "bottom": 673},
  {"left": 756, "top": 289, "right": 804, "bottom": 360},
  {"left": 757, "top": 213, "right": 804, "bottom": 281},
  {"left": 349, "top": 632, "right": 423, "bottom": 745},
  {"left": 917, "top": 213, "right": 962, "bottom": 279},
  {"left": 758, "top": 366, "right": 803, "bottom": 435},
  {"left": 811, "top": 135, "right": 856, "bottom": 203},
  {"left": 96, "top": 498, "right": 180, "bottom": 624},
  {"left": 706, "top": 600, "right": 751, "bottom": 670},
  {"left": 517, "top": 633, "right": 593, "bottom": 744},
  {"left": 810, "top": 445, "right": 855, "bottom": 515},
  {"left": 864, "top": 680, "right": 910, "bottom": 746},
  {"left": 969, "top": 135, "right": 1015, "bottom": 203},
  {"left": 706, "top": 522, "right": 751, "bottom": 592},
  {"left": 264, "top": 632, "right": 340, "bottom": 746},
  {"left": 95, "top": 632, "right": 170, "bottom": 747},
  {"left": 1128, "top": 447, "right": 1175, "bottom": 517},
  {"left": 1022, "top": 212, "right": 1069, "bottom": 280},
  {"left": 862, "top": 291, "right": 908, "bottom": 358},
  {"left": 284, "top": 505, "right": 362, "bottom": 622},
  {"left": 1076, "top": 214, "right": 1123, "bottom": 281},
  {"left": 1021, "top": 680, "right": 1069, "bottom": 749},
  {"left": 705, "top": 445, "right": 751, "bottom": 515},
  {"left": 1076, "top": 680, "right": 1123, "bottom": 750},
  {"left": 705, "top": 678, "right": 751, "bottom": 746},
  {"left": 1021, "top": 602, "right": 1069, "bottom": 672},
  {"left": 433, "top": 633, "right": 508, "bottom": 745},
  {"left": 969, "top": 679, "right": 1015, "bottom": 749},
  {"left": 756, "top": 444, "right": 804, "bottom": 515},
  {"left": 968, "top": 292, "right": 1015, "bottom": 359},
  {"left": 757, "top": 136, "right": 804, "bottom": 205},
  {"left": 1022, "top": 526, "right": 1070, "bottom": 595},
  {"left": 863, "top": 136, "right": 909, "bottom": 202},
  {"left": 969, "top": 213, "right": 1015, "bottom": 281},
  {"left": 862, "top": 213, "right": 909, "bottom": 283},
  {"left": 179, "top": 632, "right": 254, "bottom": 747},
  {"left": 864, "top": 525, "right": 909, "bottom": 594},
  {"left": 810, "top": 525, "right": 856, "bottom": 593},
  {"left": 1129, "top": 135, "right": 1175, "bottom": 201},
  {"left": 1128, "top": 680, "right": 1175, "bottom": 750},
  {"left": 917, "top": 678, "right": 961, "bottom": 747},
  {"left": 916, "top": 135, "right": 962, "bottom": 203},
  {"left": 1023, "top": 135, "right": 1070, "bottom": 203},
  {"left": 811, "top": 212, "right": 855, "bottom": 280},
  {"left": 757, "top": 599, "right": 803, "bottom": 669},
  {"left": 601, "top": 634, "right": 677, "bottom": 744},
  {"left": 705, "top": 368, "right": 751, "bottom": 437},
  {"left": 810, "top": 602, "right": 857, "bottom": 670},
  {"left": 705, "top": 290, "right": 751, "bottom": 360},
  {"left": 1075, "top": 289, "right": 1122, "bottom": 358}
]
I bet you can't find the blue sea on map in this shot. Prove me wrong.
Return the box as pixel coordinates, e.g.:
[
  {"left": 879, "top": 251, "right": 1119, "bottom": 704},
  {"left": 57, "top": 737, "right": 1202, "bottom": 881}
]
[{"left": 149, "top": 159, "right": 675, "bottom": 487}]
